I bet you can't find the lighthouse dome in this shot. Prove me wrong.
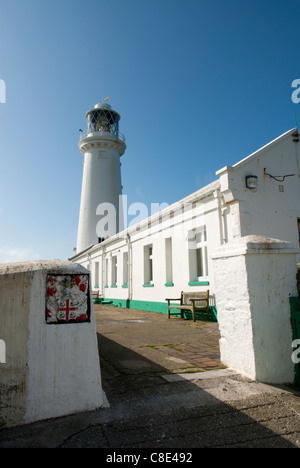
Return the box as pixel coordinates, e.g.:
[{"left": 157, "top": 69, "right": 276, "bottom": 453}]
[{"left": 94, "top": 101, "right": 111, "bottom": 110}]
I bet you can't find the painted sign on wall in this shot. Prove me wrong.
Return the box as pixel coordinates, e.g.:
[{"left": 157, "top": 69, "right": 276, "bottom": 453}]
[{"left": 46, "top": 274, "right": 90, "bottom": 324}]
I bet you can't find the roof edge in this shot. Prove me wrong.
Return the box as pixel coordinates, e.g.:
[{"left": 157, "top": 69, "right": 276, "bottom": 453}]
[
  {"left": 75, "top": 179, "right": 221, "bottom": 255},
  {"left": 217, "top": 128, "right": 296, "bottom": 176}
]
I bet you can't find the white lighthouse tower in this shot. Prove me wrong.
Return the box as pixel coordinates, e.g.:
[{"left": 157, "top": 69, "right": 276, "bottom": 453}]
[{"left": 76, "top": 100, "right": 126, "bottom": 253}]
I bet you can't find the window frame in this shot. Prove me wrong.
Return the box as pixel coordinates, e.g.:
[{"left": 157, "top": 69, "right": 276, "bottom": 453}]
[
  {"left": 143, "top": 244, "right": 154, "bottom": 286},
  {"left": 188, "top": 226, "right": 209, "bottom": 284},
  {"left": 111, "top": 255, "right": 117, "bottom": 286},
  {"left": 123, "top": 251, "right": 128, "bottom": 287},
  {"left": 165, "top": 237, "right": 173, "bottom": 286}
]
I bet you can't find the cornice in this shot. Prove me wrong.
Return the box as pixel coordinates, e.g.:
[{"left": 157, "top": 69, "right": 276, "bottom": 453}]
[{"left": 79, "top": 135, "right": 126, "bottom": 155}]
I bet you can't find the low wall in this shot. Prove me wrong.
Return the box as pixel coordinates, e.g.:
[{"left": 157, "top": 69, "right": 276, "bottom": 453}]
[{"left": 0, "top": 260, "right": 104, "bottom": 428}]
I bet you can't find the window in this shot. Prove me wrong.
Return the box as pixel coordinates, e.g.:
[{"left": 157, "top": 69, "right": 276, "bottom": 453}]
[
  {"left": 188, "top": 227, "right": 208, "bottom": 283},
  {"left": 105, "top": 258, "right": 108, "bottom": 287},
  {"left": 123, "top": 251, "right": 128, "bottom": 286},
  {"left": 165, "top": 238, "right": 173, "bottom": 285},
  {"left": 94, "top": 262, "right": 99, "bottom": 288},
  {"left": 298, "top": 218, "right": 300, "bottom": 246},
  {"left": 111, "top": 256, "right": 117, "bottom": 286},
  {"left": 144, "top": 244, "right": 153, "bottom": 285}
]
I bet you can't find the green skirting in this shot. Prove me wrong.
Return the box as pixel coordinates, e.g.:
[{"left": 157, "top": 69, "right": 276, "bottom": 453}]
[{"left": 94, "top": 296, "right": 217, "bottom": 322}]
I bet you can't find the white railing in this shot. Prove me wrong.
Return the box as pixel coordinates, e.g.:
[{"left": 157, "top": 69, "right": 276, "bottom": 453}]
[{"left": 79, "top": 129, "right": 125, "bottom": 142}]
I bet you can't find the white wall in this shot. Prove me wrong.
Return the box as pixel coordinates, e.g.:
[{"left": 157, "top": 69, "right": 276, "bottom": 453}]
[
  {"left": 73, "top": 181, "right": 222, "bottom": 306},
  {"left": 217, "top": 129, "right": 300, "bottom": 257},
  {"left": 77, "top": 144, "right": 124, "bottom": 252},
  {"left": 73, "top": 131, "right": 300, "bottom": 313},
  {"left": 212, "top": 236, "right": 297, "bottom": 383},
  {"left": 0, "top": 260, "right": 104, "bottom": 428}
]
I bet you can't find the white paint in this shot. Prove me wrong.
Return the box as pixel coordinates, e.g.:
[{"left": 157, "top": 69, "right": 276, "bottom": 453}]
[
  {"left": 217, "top": 128, "right": 300, "bottom": 253},
  {"left": 72, "top": 127, "right": 300, "bottom": 311},
  {"left": 71, "top": 120, "right": 300, "bottom": 384},
  {"left": 72, "top": 181, "right": 221, "bottom": 305},
  {"left": 0, "top": 260, "right": 104, "bottom": 428},
  {"left": 76, "top": 101, "right": 126, "bottom": 253},
  {"left": 212, "top": 235, "right": 297, "bottom": 383}
]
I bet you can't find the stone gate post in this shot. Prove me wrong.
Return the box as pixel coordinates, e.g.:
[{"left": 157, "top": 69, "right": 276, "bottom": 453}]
[
  {"left": 0, "top": 260, "right": 104, "bottom": 428},
  {"left": 212, "top": 236, "right": 298, "bottom": 384}
]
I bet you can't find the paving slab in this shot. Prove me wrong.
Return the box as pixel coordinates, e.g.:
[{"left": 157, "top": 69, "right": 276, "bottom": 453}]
[{"left": 1, "top": 305, "right": 300, "bottom": 449}]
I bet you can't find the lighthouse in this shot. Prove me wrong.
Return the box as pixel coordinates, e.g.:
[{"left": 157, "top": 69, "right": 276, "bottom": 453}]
[{"left": 76, "top": 100, "right": 126, "bottom": 253}]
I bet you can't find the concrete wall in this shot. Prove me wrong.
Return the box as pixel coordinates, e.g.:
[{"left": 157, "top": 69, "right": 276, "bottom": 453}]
[
  {"left": 212, "top": 236, "right": 298, "bottom": 383},
  {"left": 217, "top": 129, "right": 300, "bottom": 259},
  {"left": 0, "top": 260, "right": 104, "bottom": 428}
]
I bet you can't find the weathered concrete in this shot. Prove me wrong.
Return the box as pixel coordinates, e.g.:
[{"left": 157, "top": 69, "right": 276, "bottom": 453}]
[
  {"left": 212, "top": 236, "right": 298, "bottom": 383},
  {"left": 0, "top": 260, "right": 104, "bottom": 428}
]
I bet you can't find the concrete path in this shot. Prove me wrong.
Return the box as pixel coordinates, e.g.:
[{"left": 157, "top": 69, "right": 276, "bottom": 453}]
[{"left": 1, "top": 305, "right": 300, "bottom": 449}]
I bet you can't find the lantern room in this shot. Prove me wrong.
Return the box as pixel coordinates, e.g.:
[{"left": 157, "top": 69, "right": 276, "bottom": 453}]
[{"left": 81, "top": 101, "right": 123, "bottom": 140}]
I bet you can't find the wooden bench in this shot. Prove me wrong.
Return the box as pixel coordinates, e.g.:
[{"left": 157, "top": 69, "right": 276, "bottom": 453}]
[
  {"left": 92, "top": 290, "right": 99, "bottom": 299},
  {"left": 166, "top": 290, "right": 210, "bottom": 322},
  {"left": 92, "top": 290, "right": 100, "bottom": 303}
]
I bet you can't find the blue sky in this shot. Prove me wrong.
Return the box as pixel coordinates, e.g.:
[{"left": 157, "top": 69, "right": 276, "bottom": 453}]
[{"left": 0, "top": 0, "right": 299, "bottom": 262}]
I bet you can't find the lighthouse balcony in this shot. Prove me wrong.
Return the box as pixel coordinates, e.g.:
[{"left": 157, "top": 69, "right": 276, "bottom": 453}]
[{"left": 79, "top": 128, "right": 125, "bottom": 143}]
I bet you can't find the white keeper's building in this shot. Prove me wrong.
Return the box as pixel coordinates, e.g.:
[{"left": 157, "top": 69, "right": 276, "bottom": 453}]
[{"left": 70, "top": 100, "right": 300, "bottom": 320}]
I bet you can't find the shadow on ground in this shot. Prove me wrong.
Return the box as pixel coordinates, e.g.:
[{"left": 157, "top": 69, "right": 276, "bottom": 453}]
[
  {"left": 1, "top": 306, "right": 300, "bottom": 448},
  {"left": 78, "top": 306, "right": 300, "bottom": 448}
]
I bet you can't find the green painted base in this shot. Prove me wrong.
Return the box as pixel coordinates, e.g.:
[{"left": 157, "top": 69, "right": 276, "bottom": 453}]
[
  {"left": 188, "top": 281, "right": 210, "bottom": 286},
  {"left": 95, "top": 297, "right": 217, "bottom": 322}
]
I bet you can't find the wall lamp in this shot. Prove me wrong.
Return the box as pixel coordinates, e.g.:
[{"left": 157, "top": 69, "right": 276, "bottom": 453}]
[{"left": 245, "top": 175, "right": 258, "bottom": 190}]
